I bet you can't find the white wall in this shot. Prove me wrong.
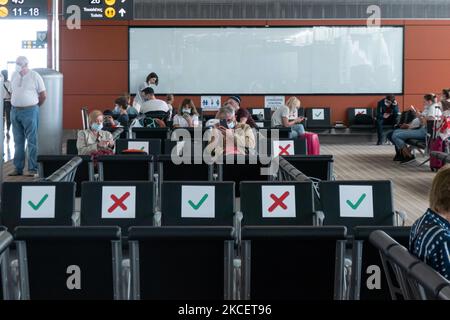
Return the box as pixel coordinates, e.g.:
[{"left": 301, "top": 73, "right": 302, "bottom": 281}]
[{"left": 129, "top": 26, "right": 403, "bottom": 95}]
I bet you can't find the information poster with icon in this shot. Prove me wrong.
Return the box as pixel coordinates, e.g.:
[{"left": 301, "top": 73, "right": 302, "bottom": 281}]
[
  {"left": 201, "top": 96, "right": 221, "bottom": 111},
  {"left": 63, "top": 0, "right": 133, "bottom": 20},
  {"left": 0, "top": 0, "right": 48, "bottom": 19}
]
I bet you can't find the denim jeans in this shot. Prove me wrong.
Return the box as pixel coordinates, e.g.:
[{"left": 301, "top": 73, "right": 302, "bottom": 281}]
[
  {"left": 391, "top": 127, "right": 427, "bottom": 150},
  {"left": 289, "top": 124, "right": 306, "bottom": 139},
  {"left": 11, "top": 106, "right": 39, "bottom": 173}
]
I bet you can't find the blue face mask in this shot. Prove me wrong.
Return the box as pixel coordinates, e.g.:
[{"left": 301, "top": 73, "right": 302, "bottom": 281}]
[
  {"left": 227, "top": 121, "right": 235, "bottom": 129},
  {"left": 91, "top": 123, "right": 103, "bottom": 132}
]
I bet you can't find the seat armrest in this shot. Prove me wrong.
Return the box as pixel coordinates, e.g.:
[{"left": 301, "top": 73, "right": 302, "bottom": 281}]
[
  {"left": 395, "top": 210, "right": 407, "bottom": 226},
  {"left": 314, "top": 210, "right": 325, "bottom": 226}
]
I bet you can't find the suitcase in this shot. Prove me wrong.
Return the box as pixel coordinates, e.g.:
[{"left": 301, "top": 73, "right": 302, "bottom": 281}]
[
  {"left": 303, "top": 132, "right": 320, "bottom": 155},
  {"left": 430, "top": 137, "right": 445, "bottom": 171}
]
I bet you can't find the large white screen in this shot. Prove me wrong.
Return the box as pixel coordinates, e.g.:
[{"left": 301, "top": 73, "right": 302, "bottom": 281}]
[{"left": 129, "top": 26, "right": 403, "bottom": 95}]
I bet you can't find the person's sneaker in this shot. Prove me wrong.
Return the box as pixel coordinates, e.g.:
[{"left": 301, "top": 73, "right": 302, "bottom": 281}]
[
  {"left": 376, "top": 141, "right": 383, "bottom": 145},
  {"left": 26, "top": 171, "right": 39, "bottom": 177},
  {"left": 8, "top": 170, "right": 23, "bottom": 176},
  {"left": 393, "top": 154, "right": 403, "bottom": 161},
  {"left": 400, "top": 155, "right": 416, "bottom": 165}
]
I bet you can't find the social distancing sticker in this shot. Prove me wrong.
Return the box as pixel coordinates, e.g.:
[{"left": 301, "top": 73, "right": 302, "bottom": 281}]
[
  {"left": 261, "top": 185, "right": 296, "bottom": 218},
  {"left": 128, "top": 141, "right": 149, "bottom": 154},
  {"left": 20, "top": 186, "right": 56, "bottom": 219},
  {"left": 339, "top": 185, "right": 374, "bottom": 218},
  {"left": 181, "top": 186, "right": 215, "bottom": 218},
  {"left": 312, "top": 108, "right": 325, "bottom": 120},
  {"left": 101, "top": 186, "right": 136, "bottom": 219},
  {"left": 273, "top": 140, "right": 295, "bottom": 156}
]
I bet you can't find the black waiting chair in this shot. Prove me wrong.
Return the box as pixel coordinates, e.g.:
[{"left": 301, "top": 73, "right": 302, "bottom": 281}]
[
  {"left": 241, "top": 226, "right": 347, "bottom": 300},
  {"left": 132, "top": 128, "right": 169, "bottom": 140},
  {"left": 156, "top": 155, "right": 213, "bottom": 182},
  {"left": 0, "top": 182, "right": 76, "bottom": 231},
  {"left": 257, "top": 128, "right": 292, "bottom": 139},
  {"left": 14, "top": 226, "right": 122, "bottom": 300},
  {"left": 350, "top": 226, "right": 411, "bottom": 300},
  {"left": 163, "top": 139, "right": 207, "bottom": 157},
  {"left": 80, "top": 182, "right": 154, "bottom": 236},
  {"left": 38, "top": 155, "right": 91, "bottom": 197},
  {"left": 161, "top": 182, "right": 235, "bottom": 226},
  {"left": 0, "top": 228, "right": 13, "bottom": 300},
  {"left": 115, "top": 139, "right": 161, "bottom": 156},
  {"left": 369, "top": 230, "right": 450, "bottom": 300},
  {"left": 128, "top": 226, "right": 234, "bottom": 300},
  {"left": 239, "top": 182, "right": 315, "bottom": 226},
  {"left": 281, "top": 155, "right": 334, "bottom": 181},
  {"left": 305, "top": 108, "right": 332, "bottom": 131},
  {"left": 267, "top": 138, "right": 307, "bottom": 156},
  {"left": 218, "top": 155, "right": 271, "bottom": 196},
  {"left": 66, "top": 139, "right": 78, "bottom": 155},
  {"left": 94, "top": 155, "right": 154, "bottom": 181},
  {"left": 348, "top": 108, "right": 375, "bottom": 130},
  {"left": 316, "top": 181, "right": 406, "bottom": 232}
]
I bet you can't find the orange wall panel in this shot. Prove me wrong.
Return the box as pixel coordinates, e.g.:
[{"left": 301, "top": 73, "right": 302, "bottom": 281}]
[
  {"left": 405, "top": 60, "right": 450, "bottom": 94},
  {"left": 59, "top": 20, "right": 450, "bottom": 129},
  {"left": 60, "top": 60, "right": 128, "bottom": 95},
  {"left": 64, "top": 95, "right": 119, "bottom": 129},
  {"left": 61, "top": 26, "right": 128, "bottom": 60},
  {"left": 405, "top": 26, "right": 450, "bottom": 60}
]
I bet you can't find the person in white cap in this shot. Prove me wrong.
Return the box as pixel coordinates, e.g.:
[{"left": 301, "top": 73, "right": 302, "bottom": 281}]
[{"left": 9, "top": 56, "right": 46, "bottom": 177}]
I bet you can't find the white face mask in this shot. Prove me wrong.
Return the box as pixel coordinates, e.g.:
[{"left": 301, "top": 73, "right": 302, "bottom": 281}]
[
  {"left": 227, "top": 121, "right": 235, "bottom": 129},
  {"left": 15, "top": 64, "right": 22, "bottom": 73},
  {"left": 182, "top": 108, "right": 191, "bottom": 114}
]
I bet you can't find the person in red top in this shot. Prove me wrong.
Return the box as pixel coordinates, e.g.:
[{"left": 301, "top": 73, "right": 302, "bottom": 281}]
[{"left": 226, "top": 96, "right": 257, "bottom": 128}]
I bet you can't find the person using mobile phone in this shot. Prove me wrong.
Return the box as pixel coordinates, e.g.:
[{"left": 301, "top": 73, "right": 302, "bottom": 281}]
[
  {"left": 376, "top": 94, "right": 400, "bottom": 145},
  {"left": 77, "top": 110, "right": 115, "bottom": 156},
  {"left": 173, "top": 99, "right": 200, "bottom": 128},
  {"left": 271, "top": 96, "right": 305, "bottom": 138},
  {"left": 205, "top": 105, "right": 256, "bottom": 157}
]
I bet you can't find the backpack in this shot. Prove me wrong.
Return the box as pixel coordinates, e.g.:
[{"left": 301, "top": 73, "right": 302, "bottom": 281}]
[
  {"left": 354, "top": 113, "right": 374, "bottom": 125},
  {"left": 139, "top": 111, "right": 169, "bottom": 128}
]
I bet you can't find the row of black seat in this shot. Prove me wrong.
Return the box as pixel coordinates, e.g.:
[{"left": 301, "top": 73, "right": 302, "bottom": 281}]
[
  {"left": 38, "top": 154, "right": 334, "bottom": 197},
  {"left": 0, "top": 180, "right": 404, "bottom": 236},
  {"left": 369, "top": 230, "right": 450, "bottom": 300},
  {"left": 0, "top": 225, "right": 418, "bottom": 300}
]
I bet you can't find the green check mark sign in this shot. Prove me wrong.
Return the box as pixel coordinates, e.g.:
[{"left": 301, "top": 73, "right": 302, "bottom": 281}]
[
  {"left": 188, "top": 194, "right": 209, "bottom": 210},
  {"left": 346, "top": 193, "right": 366, "bottom": 210},
  {"left": 28, "top": 194, "right": 49, "bottom": 211}
]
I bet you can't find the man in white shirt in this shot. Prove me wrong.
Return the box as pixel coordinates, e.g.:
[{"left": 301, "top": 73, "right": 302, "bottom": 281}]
[
  {"left": 9, "top": 56, "right": 46, "bottom": 176},
  {"left": 140, "top": 87, "right": 169, "bottom": 114}
]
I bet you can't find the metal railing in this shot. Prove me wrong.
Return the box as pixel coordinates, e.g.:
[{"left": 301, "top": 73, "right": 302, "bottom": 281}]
[{"left": 43, "top": 156, "right": 83, "bottom": 182}]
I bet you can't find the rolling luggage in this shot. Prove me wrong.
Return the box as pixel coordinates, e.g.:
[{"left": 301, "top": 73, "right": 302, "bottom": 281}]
[{"left": 303, "top": 132, "right": 320, "bottom": 155}]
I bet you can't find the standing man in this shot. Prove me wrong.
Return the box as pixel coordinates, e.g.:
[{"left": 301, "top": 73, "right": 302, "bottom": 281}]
[
  {"left": 376, "top": 95, "right": 399, "bottom": 145},
  {"left": 9, "top": 56, "right": 46, "bottom": 176}
]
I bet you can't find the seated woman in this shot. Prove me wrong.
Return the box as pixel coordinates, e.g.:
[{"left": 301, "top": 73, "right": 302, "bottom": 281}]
[
  {"left": 271, "top": 96, "right": 305, "bottom": 138},
  {"left": 410, "top": 165, "right": 450, "bottom": 281},
  {"left": 173, "top": 99, "right": 200, "bottom": 128},
  {"left": 389, "top": 94, "right": 438, "bottom": 164},
  {"left": 77, "top": 110, "right": 115, "bottom": 156},
  {"left": 205, "top": 106, "right": 256, "bottom": 158}
]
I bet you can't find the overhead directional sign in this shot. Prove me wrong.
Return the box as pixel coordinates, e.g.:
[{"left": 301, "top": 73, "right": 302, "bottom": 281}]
[
  {"left": 0, "top": 0, "right": 48, "bottom": 19},
  {"left": 63, "top": 0, "right": 133, "bottom": 20}
]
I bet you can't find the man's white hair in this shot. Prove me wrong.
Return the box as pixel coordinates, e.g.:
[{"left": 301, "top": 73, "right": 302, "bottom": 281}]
[
  {"left": 16, "top": 56, "right": 29, "bottom": 67},
  {"left": 217, "top": 106, "right": 235, "bottom": 118}
]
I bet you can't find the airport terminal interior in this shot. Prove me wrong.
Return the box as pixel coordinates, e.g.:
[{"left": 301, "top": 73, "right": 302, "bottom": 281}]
[{"left": 0, "top": 0, "right": 450, "bottom": 304}]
